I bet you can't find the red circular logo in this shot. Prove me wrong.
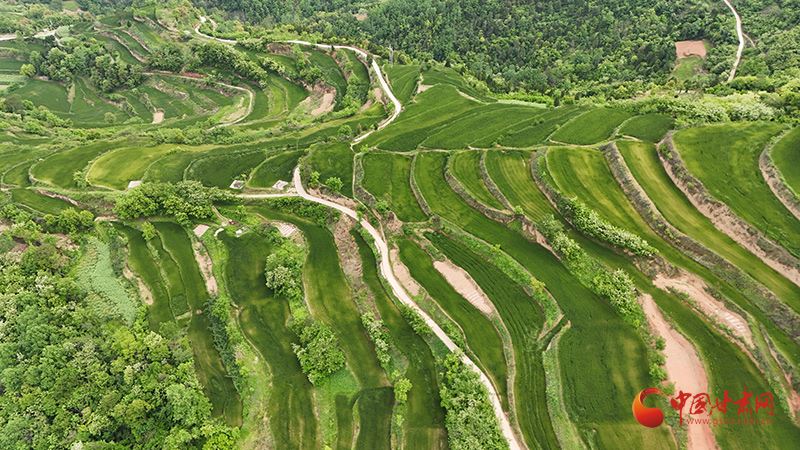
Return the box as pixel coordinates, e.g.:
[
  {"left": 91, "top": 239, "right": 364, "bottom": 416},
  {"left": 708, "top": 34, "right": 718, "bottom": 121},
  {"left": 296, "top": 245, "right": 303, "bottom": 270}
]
[{"left": 633, "top": 388, "right": 667, "bottom": 428}]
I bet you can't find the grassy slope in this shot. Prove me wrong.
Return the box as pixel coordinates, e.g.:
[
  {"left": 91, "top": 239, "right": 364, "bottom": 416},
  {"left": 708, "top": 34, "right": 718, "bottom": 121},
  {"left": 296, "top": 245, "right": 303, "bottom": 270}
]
[
  {"left": 89, "top": 144, "right": 189, "bottom": 189},
  {"left": 549, "top": 108, "right": 632, "bottom": 145},
  {"left": 33, "top": 140, "right": 127, "bottom": 188},
  {"left": 249, "top": 150, "right": 305, "bottom": 188},
  {"left": 618, "top": 114, "right": 674, "bottom": 142},
  {"left": 9, "top": 189, "right": 75, "bottom": 214},
  {"left": 414, "top": 151, "right": 670, "bottom": 449},
  {"left": 222, "top": 231, "right": 319, "bottom": 450},
  {"left": 384, "top": 64, "right": 420, "bottom": 106},
  {"left": 397, "top": 238, "right": 509, "bottom": 410},
  {"left": 360, "top": 84, "right": 479, "bottom": 151},
  {"left": 252, "top": 207, "right": 393, "bottom": 449},
  {"left": 495, "top": 107, "right": 585, "bottom": 148},
  {"left": 673, "top": 123, "right": 800, "bottom": 257},
  {"left": 361, "top": 152, "right": 427, "bottom": 222},
  {"left": 352, "top": 231, "right": 449, "bottom": 449},
  {"left": 449, "top": 151, "right": 505, "bottom": 210},
  {"left": 306, "top": 142, "right": 354, "bottom": 197},
  {"left": 618, "top": 140, "right": 800, "bottom": 314},
  {"left": 421, "top": 105, "right": 544, "bottom": 150},
  {"left": 115, "top": 224, "right": 171, "bottom": 331},
  {"left": 771, "top": 126, "right": 800, "bottom": 200},
  {"left": 427, "top": 232, "right": 559, "bottom": 450}
]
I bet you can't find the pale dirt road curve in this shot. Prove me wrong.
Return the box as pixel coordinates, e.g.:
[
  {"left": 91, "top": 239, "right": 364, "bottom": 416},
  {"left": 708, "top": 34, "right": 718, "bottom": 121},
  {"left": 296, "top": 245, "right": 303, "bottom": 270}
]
[
  {"left": 722, "top": 0, "right": 745, "bottom": 81},
  {"left": 282, "top": 40, "right": 402, "bottom": 143},
  {"left": 288, "top": 167, "right": 522, "bottom": 450}
]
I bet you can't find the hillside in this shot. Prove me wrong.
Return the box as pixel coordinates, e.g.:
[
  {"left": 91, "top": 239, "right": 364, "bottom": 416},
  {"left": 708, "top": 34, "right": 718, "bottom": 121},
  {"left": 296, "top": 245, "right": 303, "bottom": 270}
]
[{"left": 0, "top": 2, "right": 799, "bottom": 450}]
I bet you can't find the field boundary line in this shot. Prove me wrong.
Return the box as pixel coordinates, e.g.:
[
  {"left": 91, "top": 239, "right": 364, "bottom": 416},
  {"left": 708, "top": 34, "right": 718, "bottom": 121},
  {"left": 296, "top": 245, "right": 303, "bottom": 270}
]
[
  {"left": 760, "top": 130, "right": 800, "bottom": 222},
  {"left": 660, "top": 133, "right": 800, "bottom": 289}
]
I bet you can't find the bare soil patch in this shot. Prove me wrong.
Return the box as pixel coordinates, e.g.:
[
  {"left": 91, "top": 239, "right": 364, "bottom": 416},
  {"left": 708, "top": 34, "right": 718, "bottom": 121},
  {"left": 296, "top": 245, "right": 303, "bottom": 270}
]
[
  {"left": 333, "top": 215, "right": 363, "bottom": 284},
  {"left": 417, "top": 84, "right": 433, "bottom": 94},
  {"left": 654, "top": 272, "right": 753, "bottom": 346},
  {"left": 675, "top": 40, "right": 707, "bottom": 60},
  {"left": 152, "top": 110, "right": 164, "bottom": 124},
  {"left": 390, "top": 247, "right": 420, "bottom": 296},
  {"left": 433, "top": 259, "right": 495, "bottom": 316},
  {"left": 311, "top": 89, "right": 335, "bottom": 116},
  {"left": 640, "top": 294, "right": 716, "bottom": 450},
  {"left": 193, "top": 241, "right": 218, "bottom": 295}
]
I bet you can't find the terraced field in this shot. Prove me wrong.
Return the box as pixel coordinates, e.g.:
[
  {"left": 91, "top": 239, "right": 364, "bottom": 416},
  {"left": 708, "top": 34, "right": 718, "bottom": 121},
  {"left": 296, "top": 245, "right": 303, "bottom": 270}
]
[
  {"left": 6, "top": 19, "right": 800, "bottom": 450},
  {"left": 384, "top": 64, "right": 419, "bottom": 106},
  {"left": 361, "top": 152, "right": 427, "bottom": 222},
  {"left": 413, "top": 151, "right": 671, "bottom": 449},
  {"left": 353, "top": 231, "right": 448, "bottom": 449},
  {"left": 618, "top": 141, "right": 800, "bottom": 313},
  {"left": 253, "top": 207, "right": 393, "bottom": 449},
  {"left": 449, "top": 150, "right": 505, "bottom": 210},
  {"left": 618, "top": 114, "right": 674, "bottom": 142},
  {"left": 397, "top": 238, "right": 510, "bottom": 410},
  {"left": 306, "top": 142, "right": 354, "bottom": 197},
  {"left": 549, "top": 108, "right": 632, "bottom": 145},
  {"left": 545, "top": 145, "right": 800, "bottom": 366},
  {"left": 427, "top": 231, "right": 558, "bottom": 449},
  {"left": 673, "top": 123, "right": 800, "bottom": 257},
  {"left": 222, "top": 231, "right": 319, "bottom": 450}
]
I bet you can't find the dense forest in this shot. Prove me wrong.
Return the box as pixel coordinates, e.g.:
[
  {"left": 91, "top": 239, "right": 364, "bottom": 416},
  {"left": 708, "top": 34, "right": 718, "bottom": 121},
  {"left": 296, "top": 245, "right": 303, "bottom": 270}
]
[{"left": 16, "top": 0, "right": 800, "bottom": 94}]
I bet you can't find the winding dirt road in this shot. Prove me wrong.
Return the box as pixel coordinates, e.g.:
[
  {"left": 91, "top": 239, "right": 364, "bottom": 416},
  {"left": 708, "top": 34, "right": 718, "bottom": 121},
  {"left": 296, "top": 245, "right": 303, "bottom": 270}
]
[
  {"left": 722, "top": 0, "right": 745, "bottom": 81},
  {"left": 208, "top": 21, "right": 516, "bottom": 446},
  {"left": 284, "top": 40, "right": 402, "bottom": 142}
]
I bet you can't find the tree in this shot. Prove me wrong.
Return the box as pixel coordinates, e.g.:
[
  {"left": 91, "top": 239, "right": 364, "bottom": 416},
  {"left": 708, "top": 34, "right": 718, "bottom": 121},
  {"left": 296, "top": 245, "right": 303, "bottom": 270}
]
[
  {"left": 375, "top": 200, "right": 390, "bottom": 216},
  {"left": 394, "top": 377, "right": 412, "bottom": 404},
  {"left": 20, "top": 64, "right": 35, "bottom": 78},
  {"left": 309, "top": 171, "right": 320, "bottom": 188},
  {"left": 292, "top": 322, "right": 346, "bottom": 384},
  {"left": 105, "top": 112, "right": 117, "bottom": 124},
  {"left": 325, "top": 177, "right": 343, "bottom": 194},
  {"left": 337, "top": 124, "right": 352, "bottom": 139},
  {"left": 140, "top": 222, "right": 156, "bottom": 241}
]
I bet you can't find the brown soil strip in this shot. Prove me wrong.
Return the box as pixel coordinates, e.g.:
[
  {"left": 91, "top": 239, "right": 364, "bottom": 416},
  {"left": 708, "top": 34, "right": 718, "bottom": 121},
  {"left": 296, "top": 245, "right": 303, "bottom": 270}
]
[
  {"left": 417, "top": 84, "right": 433, "bottom": 94},
  {"left": 390, "top": 247, "right": 420, "bottom": 296},
  {"left": 760, "top": 149, "right": 800, "bottom": 222},
  {"left": 433, "top": 259, "right": 495, "bottom": 316},
  {"left": 640, "top": 294, "right": 717, "bottom": 450},
  {"left": 35, "top": 190, "right": 79, "bottom": 206},
  {"left": 125, "top": 265, "right": 153, "bottom": 305},
  {"left": 332, "top": 215, "right": 364, "bottom": 287},
  {"left": 193, "top": 242, "right": 218, "bottom": 295},
  {"left": 654, "top": 272, "right": 753, "bottom": 346}
]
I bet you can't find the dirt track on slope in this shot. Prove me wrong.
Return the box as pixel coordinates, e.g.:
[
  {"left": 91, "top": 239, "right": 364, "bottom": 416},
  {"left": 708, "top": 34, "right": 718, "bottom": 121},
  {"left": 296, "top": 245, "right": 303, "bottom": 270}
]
[{"left": 640, "top": 294, "right": 717, "bottom": 450}]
